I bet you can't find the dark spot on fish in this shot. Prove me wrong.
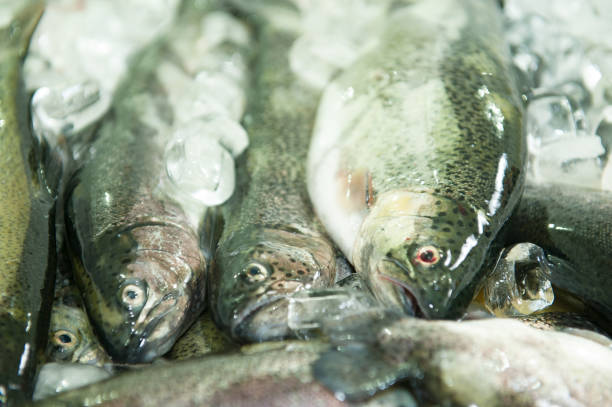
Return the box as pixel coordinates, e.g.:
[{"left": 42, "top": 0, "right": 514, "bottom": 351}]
[
  {"left": 297, "top": 270, "right": 305, "bottom": 275},
  {"left": 285, "top": 273, "right": 292, "bottom": 278},
  {"left": 438, "top": 212, "right": 447, "bottom": 217},
  {"left": 442, "top": 227, "right": 451, "bottom": 232},
  {"left": 435, "top": 200, "right": 442, "bottom": 206}
]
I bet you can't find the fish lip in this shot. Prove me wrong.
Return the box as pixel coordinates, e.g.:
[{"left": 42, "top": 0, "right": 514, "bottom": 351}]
[
  {"left": 377, "top": 272, "right": 425, "bottom": 318},
  {"left": 117, "top": 294, "right": 181, "bottom": 363},
  {"left": 228, "top": 294, "right": 288, "bottom": 340}
]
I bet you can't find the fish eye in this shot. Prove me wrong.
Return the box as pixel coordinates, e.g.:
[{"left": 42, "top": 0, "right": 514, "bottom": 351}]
[
  {"left": 119, "top": 281, "right": 147, "bottom": 310},
  {"left": 415, "top": 246, "right": 440, "bottom": 265},
  {"left": 243, "top": 262, "right": 269, "bottom": 282},
  {"left": 53, "top": 330, "right": 78, "bottom": 349}
]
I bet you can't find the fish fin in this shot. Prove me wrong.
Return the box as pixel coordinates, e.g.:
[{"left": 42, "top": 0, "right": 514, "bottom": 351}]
[
  {"left": 313, "top": 343, "right": 414, "bottom": 402},
  {"left": 200, "top": 206, "right": 224, "bottom": 266},
  {"left": 1, "top": 1, "right": 45, "bottom": 56}
]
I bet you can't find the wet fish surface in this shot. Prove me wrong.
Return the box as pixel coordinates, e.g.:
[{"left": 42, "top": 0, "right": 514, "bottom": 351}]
[
  {"left": 31, "top": 341, "right": 416, "bottom": 406},
  {"left": 307, "top": 0, "right": 525, "bottom": 319},
  {"left": 315, "top": 316, "right": 612, "bottom": 406},
  {"left": 505, "top": 183, "right": 612, "bottom": 321},
  {"left": 0, "top": 2, "right": 55, "bottom": 404},
  {"left": 46, "top": 301, "right": 110, "bottom": 367},
  {"left": 62, "top": 2, "right": 224, "bottom": 362},
  {"left": 167, "top": 312, "right": 235, "bottom": 360},
  {"left": 212, "top": 3, "right": 337, "bottom": 341}
]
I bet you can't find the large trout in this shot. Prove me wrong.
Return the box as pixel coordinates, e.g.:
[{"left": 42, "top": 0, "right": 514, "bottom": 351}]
[
  {"left": 308, "top": 0, "right": 525, "bottom": 318},
  {"left": 63, "top": 0, "right": 245, "bottom": 362},
  {"left": 212, "top": 3, "right": 337, "bottom": 341},
  {"left": 0, "top": 2, "right": 55, "bottom": 404}
]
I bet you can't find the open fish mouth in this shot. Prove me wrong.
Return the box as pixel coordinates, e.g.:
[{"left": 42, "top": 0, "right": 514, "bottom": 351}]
[{"left": 377, "top": 273, "right": 425, "bottom": 318}]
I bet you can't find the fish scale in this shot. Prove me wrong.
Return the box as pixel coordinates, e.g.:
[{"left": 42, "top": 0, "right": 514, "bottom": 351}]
[
  {"left": 212, "top": 7, "right": 337, "bottom": 342},
  {"left": 308, "top": 0, "right": 525, "bottom": 319},
  {"left": 0, "top": 2, "right": 54, "bottom": 404}
]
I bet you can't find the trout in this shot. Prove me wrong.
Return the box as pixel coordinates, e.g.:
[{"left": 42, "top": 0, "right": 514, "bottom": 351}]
[
  {"left": 0, "top": 2, "right": 55, "bottom": 404},
  {"left": 307, "top": 0, "right": 525, "bottom": 318}
]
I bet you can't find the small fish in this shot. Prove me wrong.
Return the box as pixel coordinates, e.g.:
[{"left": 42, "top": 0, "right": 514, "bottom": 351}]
[
  {"left": 31, "top": 341, "right": 416, "bottom": 406},
  {"left": 63, "top": 1, "right": 232, "bottom": 362},
  {"left": 166, "top": 312, "right": 235, "bottom": 360},
  {"left": 307, "top": 0, "right": 525, "bottom": 318},
  {"left": 0, "top": 2, "right": 55, "bottom": 404},
  {"left": 505, "top": 183, "right": 612, "bottom": 322},
  {"left": 46, "top": 303, "right": 110, "bottom": 367},
  {"left": 315, "top": 316, "right": 612, "bottom": 405},
  {"left": 212, "top": 8, "right": 337, "bottom": 341}
]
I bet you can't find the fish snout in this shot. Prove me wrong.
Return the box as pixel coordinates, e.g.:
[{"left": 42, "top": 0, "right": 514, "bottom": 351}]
[{"left": 376, "top": 258, "right": 455, "bottom": 319}]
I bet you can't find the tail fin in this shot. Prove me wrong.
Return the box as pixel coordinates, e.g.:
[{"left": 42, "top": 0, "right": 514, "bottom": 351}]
[{"left": 1, "top": 1, "right": 45, "bottom": 58}]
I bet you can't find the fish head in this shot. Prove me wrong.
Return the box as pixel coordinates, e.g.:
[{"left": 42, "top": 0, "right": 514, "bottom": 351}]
[
  {"left": 76, "top": 225, "right": 206, "bottom": 363},
  {"left": 354, "top": 191, "right": 485, "bottom": 319},
  {"left": 213, "top": 227, "right": 336, "bottom": 341},
  {"left": 47, "top": 304, "right": 109, "bottom": 366}
]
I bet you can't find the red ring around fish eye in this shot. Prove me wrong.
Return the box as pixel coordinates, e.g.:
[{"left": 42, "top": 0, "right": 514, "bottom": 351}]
[{"left": 416, "top": 246, "right": 439, "bottom": 265}]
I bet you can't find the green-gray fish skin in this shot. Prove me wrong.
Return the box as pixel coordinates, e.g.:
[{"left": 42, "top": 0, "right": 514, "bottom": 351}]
[
  {"left": 0, "top": 2, "right": 55, "bottom": 405},
  {"left": 166, "top": 312, "right": 235, "bottom": 360},
  {"left": 307, "top": 0, "right": 525, "bottom": 319},
  {"left": 63, "top": 3, "right": 217, "bottom": 363},
  {"left": 31, "top": 341, "right": 415, "bottom": 407},
  {"left": 506, "top": 183, "right": 612, "bottom": 322},
  {"left": 46, "top": 303, "right": 110, "bottom": 367},
  {"left": 315, "top": 317, "right": 612, "bottom": 406},
  {"left": 211, "top": 9, "right": 336, "bottom": 341}
]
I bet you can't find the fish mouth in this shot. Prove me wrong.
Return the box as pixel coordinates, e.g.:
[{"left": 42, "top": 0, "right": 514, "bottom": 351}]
[
  {"left": 377, "top": 272, "right": 425, "bottom": 318},
  {"left": 113, "top": 294, "right": 183, "bottom": 363},
  {"left": 229, "top": 294, "right": 292, "bottom": 342}
]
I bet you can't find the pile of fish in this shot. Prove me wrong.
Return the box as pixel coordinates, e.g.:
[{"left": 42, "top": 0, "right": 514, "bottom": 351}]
[{"left": 1, "top": 0, "right": 611, "bottom": 406}]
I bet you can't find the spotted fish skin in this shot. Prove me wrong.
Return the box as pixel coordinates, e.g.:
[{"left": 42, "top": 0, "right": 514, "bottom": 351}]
[
  {"left": 0, "top": 2, "right": 55, "bottom": 404},
  {"left": 63, "top": 3, "right": 223, "bottom": 363},
  {"left": 212, "top": 10, "right": 336, "bottom": 341},
  {"left": 506, "top": 183, "right": 612, "bottom": 321},
  {"left": 167, "top": 312, "right": 235, "bottom": 360},
  {"left": 308, "top": 0, "right": 524, "bottom": 318}
]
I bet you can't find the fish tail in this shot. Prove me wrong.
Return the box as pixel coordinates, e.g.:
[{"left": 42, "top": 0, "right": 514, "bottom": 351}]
[{"left": 1, "top": 1, "right": 45, "bottom": 58}]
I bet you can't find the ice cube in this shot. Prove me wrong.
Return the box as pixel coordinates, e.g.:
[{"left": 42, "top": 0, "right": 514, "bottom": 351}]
[
  {"left": 287, "top": 288, "right": 376, "bottom": 334},
  {"left": 31, "top": 80, "right": 111, "bottom": 147},
  {"left": 161, "top": 124, "right": 236, "bottom": 222},
  {"left": 32, "top": 362, "right": 111, "bottom": 401},
  {"left": 484, "top": 243, "right": 554, "bottom": 317}
]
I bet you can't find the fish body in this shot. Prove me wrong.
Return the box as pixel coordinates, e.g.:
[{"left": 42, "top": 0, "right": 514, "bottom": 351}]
[
  {"left": 0, "top": 2, "right": 55, "bottom": 404},
  {"left": 316, "top": 316, "right": 612, "bottom": 406},
  {"left": 32, "top": 341, "right": 415, "bottom": 407},
  {"left": 212, "top": 10, "right": 336, "bottom": 341},
  {"left": 167, "top": 312, "right": 235, "bottom": 360},
  {"left": 63, "top": 2, "right": 231, "bottom": 362},
  {"left": 506, "top": 183, "right": 612, "bottom": 320},
  {"left": 307, "top": 0, "right": 525, "bottom": 318}
]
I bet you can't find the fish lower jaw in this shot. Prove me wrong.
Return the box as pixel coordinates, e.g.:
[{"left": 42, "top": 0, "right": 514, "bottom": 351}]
[{"left": 376, "top": 273, "right": 425, "bottom": 318}]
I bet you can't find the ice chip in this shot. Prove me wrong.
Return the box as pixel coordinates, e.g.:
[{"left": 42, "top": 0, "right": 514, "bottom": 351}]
[
  {"left": 33, "top": 362, "right": 111, "bottom": 401},
  {"left": 484, "top": 243, "right": 554, "bottom": 317},
  {"left": 289, "top": 34, "right": 355, "bottom": 89},
  {"left": 287, "top": 288, "right": 376, "bottom": 334},
  {"left": 164, "top": 130, "right": 235, "bottom": 208},
  {"left": 31, "top": 80, "right": 111, "bottom": 147}
]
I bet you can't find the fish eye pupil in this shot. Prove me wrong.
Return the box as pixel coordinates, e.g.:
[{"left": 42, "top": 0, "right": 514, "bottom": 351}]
[
  {"left": 420, "top": 250, "right": 434, "bottom": 262},
  {"left": 59, "top": 334, "right": 72, "bottom": 344},
  {"left": 126, "top": 290, "right": 137, "bottom": 300},
  {"left": 248, "top": 267, "right": 260, "bottom": 276}
]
